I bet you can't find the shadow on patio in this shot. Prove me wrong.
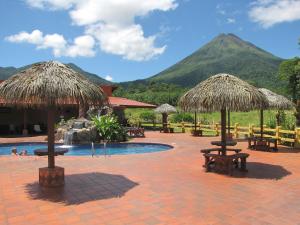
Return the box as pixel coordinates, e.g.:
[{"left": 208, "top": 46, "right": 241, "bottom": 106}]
[
  {"left": 276, "top": 146, "right": 300, "bottom": 153},
  {"left": 233, "top": 162, "right": 292, "bottom": 180},
  {"left": 24, "top": 172, "right": 139, "bottom": 205}
]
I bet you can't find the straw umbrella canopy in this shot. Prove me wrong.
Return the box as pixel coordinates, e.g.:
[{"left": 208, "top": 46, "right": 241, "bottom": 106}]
[
  {"left": 0, "top": 61, "right": 106, "bottom": 169},
  {"left": 155, "top": 103, "right": 177, "bottom": 130},
  {"left": 258, "top": 88, "right": 295, "bottom": 137},
  {"left": 179, "top": 73, "right": 269, "bottom": 155}
]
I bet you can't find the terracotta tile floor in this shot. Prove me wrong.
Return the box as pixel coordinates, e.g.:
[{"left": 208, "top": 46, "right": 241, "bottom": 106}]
[{"left": 1, "top": 132, "right": 300, "bottom": 225}]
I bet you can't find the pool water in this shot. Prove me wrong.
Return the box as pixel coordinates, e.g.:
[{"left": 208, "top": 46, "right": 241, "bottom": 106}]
[{"left": 0, "top": 142, "right": 173, "bottom": 156}]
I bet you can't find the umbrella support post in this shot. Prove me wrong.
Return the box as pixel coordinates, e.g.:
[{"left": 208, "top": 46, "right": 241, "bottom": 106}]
[
  {"left": 39, "top": 167, "right": 65, "bottom": 187},
  {"left": 38, "top": 107, "right": 65, "bottom": 187}
]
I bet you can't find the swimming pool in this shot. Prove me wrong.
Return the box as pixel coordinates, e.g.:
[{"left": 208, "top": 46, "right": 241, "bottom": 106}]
[{"left": 0, "top": 142, "right": 173, "bottom": 156}]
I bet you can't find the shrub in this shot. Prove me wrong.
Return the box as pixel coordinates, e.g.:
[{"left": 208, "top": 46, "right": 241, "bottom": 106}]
[
  {"left": 139, "top": 111, "right": 156, "bottom": 123},
  {"left": 170, "top": 113, "right": 194, "bottom": 123},
  {"left": 266, "top": 114, "right": 277, "bottom": 129},
  {"left": 92, "top": 115, "right": 127, "bottom": 142},
  {"left": 127, "top": 114, "right": 142, "bottom": 127}
]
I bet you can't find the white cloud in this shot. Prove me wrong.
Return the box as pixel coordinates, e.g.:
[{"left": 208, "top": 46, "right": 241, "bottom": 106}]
[
  {"left": 19, "top": 0, "right": 178, "bottom": 60},
  {"left": 249, "top": 0, "right": 300, "bottom": 28},
  {"left": 5, "top": 29, "right": 44, "bottom": 44},
  {"left": 86, "top": 24, "right": 166, "bottom": 61},
  {"left": 226, "top": 18, "right": 236, "bottom": 24},
  {"left": 65, "top": 35, "right": 95, "bottom": 57},
  {"left": 105, "top": 75, "right": 113, "bottom": 81},
  {"left": 6, "top": 30, "right": 95, "bottom": 57},
  {"left": 25, "top": 0, "right": 75, "bottom": 10}
]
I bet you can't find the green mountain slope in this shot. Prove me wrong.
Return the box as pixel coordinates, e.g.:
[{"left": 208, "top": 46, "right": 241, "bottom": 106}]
[
  {"left": 148, "top": 33, "right": 284, "bottom": 89},
  {"left": 0, "top": 62, "right": 111, "bottom": 85},
  {"left": 114, "top": 33, "right": 287, "bottom": 105}
]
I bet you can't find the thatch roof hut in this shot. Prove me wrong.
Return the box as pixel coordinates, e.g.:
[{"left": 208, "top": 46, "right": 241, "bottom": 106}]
[
  {"left": 179, "top": 74, "right": 268, "bottom": 112},
  {"left": 259, "top": 88, "right": 294, "bottom": 110},
  {"left": 0, "top": 61, "right": 106, "bottom": 107},
  {"left": 155, "top": 103, "right": 177, "bottom": 114},
  {"left": 155, "top": 103, "right": 177, "bottom": 132},
  {"left": 0, "top": 61, "right": 106, "bottom": 187},
  {"left": 258, "top": 88, "right": 295, "bottom": 137},
  {"left": 179, "top": 73, "right": 268, "bottom": 154}
]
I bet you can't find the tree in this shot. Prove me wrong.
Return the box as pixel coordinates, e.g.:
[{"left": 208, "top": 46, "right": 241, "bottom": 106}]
[
  {"left": 278, "top": 58, "right": 300, "bottom": 102},
  {"left": 279, "top": 57, "right": 300, "bottom": 126}
]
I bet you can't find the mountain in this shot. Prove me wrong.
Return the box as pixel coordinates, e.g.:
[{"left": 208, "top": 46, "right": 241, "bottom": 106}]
[
  {"left": 122, "top": 33, "right": 285, "bottom": 91},
  {"left": 0, "top": 62, "right": 111, "bottom": 85}
]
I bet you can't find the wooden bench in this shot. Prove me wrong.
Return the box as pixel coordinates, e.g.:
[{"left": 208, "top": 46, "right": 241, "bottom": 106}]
[
  {"left": 203, "top": 152, "right": 249, "bottom": 175},
  {"left": 201, "top": 148, "right": 241, "bottom": 170},
  {"left": 191, "top": 130, "right": 203, "bottom": 136},
  {"left": 160, "top": 127, "right": 174, "bottom": 133},
  {"left": 248, "top": 137, "right": 278, "bottom": 152},
  {"left": 127, "top": 127, "right": 145, "bottom": 137},
  {"left": 200, "top": 148, "right": 241, "bottom": 155}
]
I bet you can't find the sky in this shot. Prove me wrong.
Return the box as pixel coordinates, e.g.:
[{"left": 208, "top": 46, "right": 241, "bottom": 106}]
[{"left": 0, "top": 0, "right": 299, "bottom": 83}]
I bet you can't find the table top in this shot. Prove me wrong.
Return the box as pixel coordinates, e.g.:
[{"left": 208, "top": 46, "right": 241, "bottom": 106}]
[
  {"left": 248, "top": 136, "right": 276, "bottom": 141},
  {"left": 211, "top": 140, "right": 237, "bottom": 146},
  {"left": 34, "top": 148, "right": 68, "bottom": 156}
]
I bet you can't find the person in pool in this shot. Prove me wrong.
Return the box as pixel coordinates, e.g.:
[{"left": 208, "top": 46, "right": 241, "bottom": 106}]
[
  {"left": 11, "top": 148, "right": 18, "bottom": 156},
  {"left": 19, "top": 150, "right": 28, "bottom": 156}
]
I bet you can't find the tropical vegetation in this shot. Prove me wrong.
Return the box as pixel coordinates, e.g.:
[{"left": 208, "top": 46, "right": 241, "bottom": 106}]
[{"left": 92, "top": 114, "right": 127, "bottom": 142}]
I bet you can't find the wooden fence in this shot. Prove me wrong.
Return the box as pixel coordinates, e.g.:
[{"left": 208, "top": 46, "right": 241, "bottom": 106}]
[{"left": 142, "top": 122, "right": 300, "bottom": 145}]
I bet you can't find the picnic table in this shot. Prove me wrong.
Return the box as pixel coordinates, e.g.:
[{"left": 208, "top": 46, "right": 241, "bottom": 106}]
[
  {"left": 248, "top": 136, "right": 278, "bottom": 152},
  {"left": 211, "top": 140, "right": 237, "bottom": 147},
  {"left": 200, "top": 148, "right": 248, "bottom": 175},
  {"left": 127, "top": 127, "right": 145, "bottom": 137}
]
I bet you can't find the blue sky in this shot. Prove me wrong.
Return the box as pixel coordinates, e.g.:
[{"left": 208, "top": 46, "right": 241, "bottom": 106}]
[{"left": 0, "top": 0, "right": 299, "bottom": 82}]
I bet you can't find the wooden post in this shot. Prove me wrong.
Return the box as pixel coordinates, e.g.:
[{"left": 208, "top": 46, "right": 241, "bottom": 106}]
[
  {"left": 295, "top": 128, "right": 300, "bottom": 144},
  {"left": 194, "top": 111, "right": 197, "bottom": 132},
  {"left": 234, "top": 123, "right": 239, "bottom": 138},
  {"left": 22, "top": 109, "right": 28, "bottom": 136},
  {"left": 78, "top": 103, "right": 88, "bottom": 118},
  {"left": 181, "top": 122, "right": 185, "bottom": 133},
  {"left": 162, "top": 113, "right": 168, "bottom": 131},
  {"left": 276, "top": 126, "right": 281, "bottom": 144},
  {"left": 47, "top": 107, "right": 55, "bottom": 168},
  {"left": 215, "top": 123, "right": 219, "bottom": 136},
  {"left": 260, "top": 109, "right": 264, "bottom": 138},
  {"left": 227, "top": 110, "right": 230, "bottom": 135},
  {"left": 221, "top": 109, "right": 227, "bottom": 155},
  {"left": 251, "top": 124, "right": 254, "bottom": 137}
]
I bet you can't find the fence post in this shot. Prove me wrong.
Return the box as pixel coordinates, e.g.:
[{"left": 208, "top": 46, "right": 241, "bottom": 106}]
[
  {"left": 248, "top": 124, "right": 252, "bottom": 137},
  {"left": 234, "top": 123, "right": 239, "bottom": 138},
  {"left": 295, "top": 128, "right": 300, "bottom": 144},
  {"left": 198, "top": 122, "right": 201, "bottom": 130},
  {"left": 276, "top": 126, "right": 281, "bottom": 144},
  {"left": 181, "top": 122, "right": 185, "bottom": 133},
  {"left": 215, "top": 123, "right": 219, "bottom": 136},
  {"left": 263, "top": 125, "right": 267, "bottom": 137}
]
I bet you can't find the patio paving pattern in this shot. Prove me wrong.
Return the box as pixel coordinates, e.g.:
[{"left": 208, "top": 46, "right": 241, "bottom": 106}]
[{"left": 1, "top": 132, "right": 300, "bottom": 225}]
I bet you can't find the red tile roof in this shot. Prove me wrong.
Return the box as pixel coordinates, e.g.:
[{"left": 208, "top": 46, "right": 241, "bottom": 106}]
[
  {"left": 108, "top": 96, "right": 156, "bottom": 108},
  {"left": 0, "top": 96, "right": 156, "bottom": 108}
]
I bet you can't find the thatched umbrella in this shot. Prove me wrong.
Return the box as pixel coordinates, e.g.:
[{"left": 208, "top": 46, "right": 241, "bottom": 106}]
[
  {"left": 179, "top": 73, "right": 268, "bottom": 155},
  {"left": 155, "top": 103, "right": 177, "bottom": 131},
  {"left": 258, "top": 88, "right": 294, "bottom": 137},
  {"left": 0, "top": 61, "right": 106, "bottom": 186}
]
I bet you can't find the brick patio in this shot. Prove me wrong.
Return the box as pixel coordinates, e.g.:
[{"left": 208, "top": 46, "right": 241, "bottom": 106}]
[{"left": 1, "top": 131, "right": 300, "bottom": 225}]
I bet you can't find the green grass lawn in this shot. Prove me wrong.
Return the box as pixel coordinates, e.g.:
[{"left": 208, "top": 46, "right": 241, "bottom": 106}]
[{"left": 125, "top": 108, "right": 295, "bottom": 128}]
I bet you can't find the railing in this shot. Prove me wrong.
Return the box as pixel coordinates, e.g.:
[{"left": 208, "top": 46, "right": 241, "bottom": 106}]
[{"left": 141, "top": 122, "right": 300, "bottom": 145}]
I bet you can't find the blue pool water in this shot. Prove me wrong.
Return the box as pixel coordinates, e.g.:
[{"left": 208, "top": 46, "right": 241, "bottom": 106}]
[{"left": 0, "top": 142, "right": 172, "bottom": 156}]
